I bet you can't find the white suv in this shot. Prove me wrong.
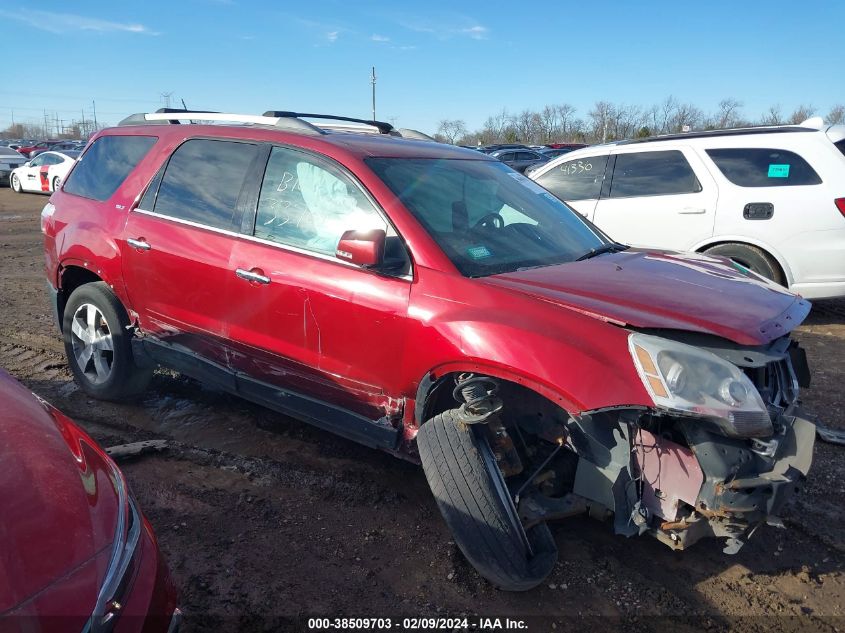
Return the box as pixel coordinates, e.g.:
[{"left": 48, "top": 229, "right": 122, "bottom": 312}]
[{"left": 529, "top": 120, "right": 845, "bottom": 299}]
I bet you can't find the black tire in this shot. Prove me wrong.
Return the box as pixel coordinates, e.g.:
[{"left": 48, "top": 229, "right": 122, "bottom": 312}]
[
  {"left": 417, "top": 410, "right": 558, "bottom": 591},
  {"left": 705, "top": 242, "right": 785, "bottom": 285},
  {"left": 63, "top": 282, "right": 152, "bottom": 400},
  {"left": 52, "top": 176, "right": 61, "bottom": 192}
]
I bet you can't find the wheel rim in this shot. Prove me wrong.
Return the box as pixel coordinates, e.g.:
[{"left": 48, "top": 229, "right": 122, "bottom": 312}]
[
  {"left": 11, "top": 174, "right": 18, "bottom": 191},
  {"left": 70, "top": 303, "right": 115, "bottom": 384},
  {"left": 53, "top": 177, "right": 60, "bottom": 191}
]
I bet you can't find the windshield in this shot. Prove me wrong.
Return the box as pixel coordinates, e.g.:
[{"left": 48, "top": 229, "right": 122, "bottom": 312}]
[{"left": 366, "top": 158, "right": 608, "bottom": 276}]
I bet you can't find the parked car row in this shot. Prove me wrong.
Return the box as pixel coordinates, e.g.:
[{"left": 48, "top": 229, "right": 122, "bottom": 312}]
[
  {"left": 2, "top": 138, "right": 85, "bottom": 159},
  {"left": 37, "top": 108, "right": 821, "bottom": 595}
]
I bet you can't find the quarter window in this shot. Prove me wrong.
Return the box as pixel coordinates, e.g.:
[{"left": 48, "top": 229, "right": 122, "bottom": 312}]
[
  {"left": 255, "top": 146, "right": 388, "bottom": 256},
  {"left": 609, "top": 150, "right": 702, "bottom": 198},
  {"left": 533, "top": 154, "right": 609, "bottom": 201},
  {"left": 154, "top": 139, "right": 258, "bottom": 230},
  {"left": 706, "top": 148, "right": 822, "bottom": 187},
  {"left": 63, "top": 135, "right": 157, "bottom": 201}
]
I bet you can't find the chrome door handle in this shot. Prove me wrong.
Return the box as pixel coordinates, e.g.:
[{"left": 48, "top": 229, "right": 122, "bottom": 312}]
[
  {"left": 235, "top": 268, "right": 271, "bottom": 285},
  {"left": 678, "top": 207, "right": 706, "bottom": 215},
  {"left": 127, "top": 238, "right": 151, "bottom": 250}
]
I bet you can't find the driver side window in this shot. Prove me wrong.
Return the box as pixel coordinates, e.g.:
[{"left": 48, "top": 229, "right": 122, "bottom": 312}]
[{"left": 256, "top": 147, "right": 389, "bottom": 256}]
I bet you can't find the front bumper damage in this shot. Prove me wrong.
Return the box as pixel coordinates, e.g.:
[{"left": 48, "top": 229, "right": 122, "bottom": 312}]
[{"left": 566, "top": 405, "right": 815, "bottom": 554}]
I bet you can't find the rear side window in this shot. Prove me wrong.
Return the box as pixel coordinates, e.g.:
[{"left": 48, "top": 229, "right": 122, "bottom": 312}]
[
  {"left": 609, "top": 150, "right": 702, "bottom": 198},
  {"left": 63, "top": 135, "right": 156, "bottom": 201},
  {"left": 706, "top": 148, "right": 822, "bottom": 187},
  {"left": 534, "top": 154, "right": 609, "bottom": 201},
  {"left": 153, "top": 139, "right": 258, "bottom": 231},
  {"left": 834, "top": 140, "right": 845, "bottom": 158}
]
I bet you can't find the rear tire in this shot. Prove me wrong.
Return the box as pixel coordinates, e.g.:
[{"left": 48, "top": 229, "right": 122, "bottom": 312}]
[
  {"left": 704, "top": 242, "right": 784, "bottom": 285},
  {"left": 63, "top": 282, "right": 152, "bottom": 400},
  {"left": 10, "top": 173, "right": 21, "bottom": 193},
  {"left": 417, "top": 410, "right": 558, "bottom": 591}
]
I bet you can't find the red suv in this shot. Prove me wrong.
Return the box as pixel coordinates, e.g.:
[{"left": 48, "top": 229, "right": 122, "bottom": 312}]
[{"left": 43, "top": 109, "right": 817, "bottom": 591}]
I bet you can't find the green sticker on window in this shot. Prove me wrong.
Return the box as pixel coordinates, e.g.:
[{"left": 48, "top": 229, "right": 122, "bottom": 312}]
[
  {"left": 768, "top": 164, "right": 790, "bottom": 178},
  {"left": 467, "top": 245, "right": 492, "bottom": 259}
]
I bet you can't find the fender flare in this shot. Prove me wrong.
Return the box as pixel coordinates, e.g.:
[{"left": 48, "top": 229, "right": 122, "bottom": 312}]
[
  {"left": 413, "top": 359, "right": 582, "bottom": 427},
  {"left": 690, "top": 235, "right": 794, "bottom": 286}
]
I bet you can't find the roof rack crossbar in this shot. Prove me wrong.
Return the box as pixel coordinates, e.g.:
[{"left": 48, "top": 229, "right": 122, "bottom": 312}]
[{"left": 263, "top": 111, "right": 394, "bottom": 134}]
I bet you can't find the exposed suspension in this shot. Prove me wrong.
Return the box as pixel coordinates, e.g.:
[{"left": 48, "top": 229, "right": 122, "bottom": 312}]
[{"left": 452, "top": 373, "right": 503, "bottom": 424}]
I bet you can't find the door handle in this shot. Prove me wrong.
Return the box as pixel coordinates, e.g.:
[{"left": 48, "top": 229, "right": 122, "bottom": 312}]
[
  {"left": 127, "top": 238, "right": 151, "bottom": 251},
  {"left": 678, "top": 207, "right": 706, "bottom": 215},
  {"left": 235, "top": 268, "right": 271, "bottom": 285}
]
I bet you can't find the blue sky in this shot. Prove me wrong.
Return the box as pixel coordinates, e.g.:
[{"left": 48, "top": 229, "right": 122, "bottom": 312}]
[{"left": 1, "top": 0, "right": 843, "bottom": 134}]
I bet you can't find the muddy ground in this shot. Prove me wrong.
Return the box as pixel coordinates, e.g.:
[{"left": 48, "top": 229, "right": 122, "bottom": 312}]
[{"left": 1, "top": 188, "right": 844, "bottom": 632}]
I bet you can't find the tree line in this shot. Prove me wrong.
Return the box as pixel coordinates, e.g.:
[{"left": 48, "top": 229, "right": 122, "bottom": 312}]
[{"left": 436, "top": 97, "right": 845, "bottom": 146}]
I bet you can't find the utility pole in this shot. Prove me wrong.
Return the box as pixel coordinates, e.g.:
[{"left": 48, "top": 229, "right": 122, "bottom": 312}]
[
  {"left": 92, "top": 100, "right": 98, "bottom": 130},
  {"left": 81, "top": 106, "right": 86, "bottom": 137},
  {"left": 161, "top": 92, "right": 173, "bottom": 109},
  {"left": 371, "top": 66, "right": 376, "bottom": 121}
]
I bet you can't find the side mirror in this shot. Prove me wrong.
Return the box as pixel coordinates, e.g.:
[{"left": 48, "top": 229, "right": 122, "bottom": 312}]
[
  {"left": 24, "top": 161, "right": 31, "bottom": 168},
  {"left": 336, "top": 229, "right": 386, "bottom": 268}
]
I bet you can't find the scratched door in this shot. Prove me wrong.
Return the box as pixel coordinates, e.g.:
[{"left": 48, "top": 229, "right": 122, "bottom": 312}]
[{"left": 225, "top": 144, "right": 412, "bottom": 422}]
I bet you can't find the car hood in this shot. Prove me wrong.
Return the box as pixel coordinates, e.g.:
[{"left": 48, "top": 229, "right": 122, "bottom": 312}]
[
  {"left": 0, "top": 371, "right": 118, "bottom": 613},
  {"left": 483, "top": 249, "right": 810, "bottom": 345}
]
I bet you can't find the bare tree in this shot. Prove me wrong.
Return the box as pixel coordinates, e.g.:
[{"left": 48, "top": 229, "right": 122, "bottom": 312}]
[
  {"left": 436, "top": 119, "right": 468, "bottom": 144},
  {"left": 589, "top": 101, "right": 615, "bottom": 142},
  {"left": 717, "top": 98, "right": 743, "bottom": 128},
  {"left": 760, "top": 104, "right": 783, "bottom": 126},
  {"left": 670, "top": 102, "right": 703, "bottom": 132},
  {"left": 788, "top": 104, "right": 815, "bottom": 124},
  {"left": 554, "top": 103, "right": 576, "bottom": 140},
  {"left": 826, "top": 104, "right": 845, "bottom": 125}
]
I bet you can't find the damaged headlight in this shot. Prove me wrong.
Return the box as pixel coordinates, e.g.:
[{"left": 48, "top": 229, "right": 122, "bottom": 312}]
[{"left": 629, "top": 333, "right": 772, "bottom": 438}]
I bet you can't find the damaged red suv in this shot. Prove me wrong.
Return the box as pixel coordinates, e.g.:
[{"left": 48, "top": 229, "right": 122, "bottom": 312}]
[{"left": 43, "top": 109, "right": 816, "bottom": 591}]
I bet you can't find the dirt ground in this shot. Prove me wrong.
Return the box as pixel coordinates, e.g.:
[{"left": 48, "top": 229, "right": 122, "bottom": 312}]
[{"left": 1, "top": 188, "right": 844, "bottom": 632}]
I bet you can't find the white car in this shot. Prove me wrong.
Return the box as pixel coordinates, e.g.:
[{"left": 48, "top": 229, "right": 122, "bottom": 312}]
[
  {"left": 529, "top": 119, "right": 845, "bottom": 299},
  {"left": 10, "top": 150, "right": 80, "bottom": 194}
]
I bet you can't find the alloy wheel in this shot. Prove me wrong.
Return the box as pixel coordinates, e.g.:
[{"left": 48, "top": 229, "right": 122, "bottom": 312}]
[{"left": 70, "top": 303, "right": 115, "bottom": 384}]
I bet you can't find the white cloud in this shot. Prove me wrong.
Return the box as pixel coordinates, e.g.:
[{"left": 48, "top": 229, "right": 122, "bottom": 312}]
[
  {"left": 326, "top": 30, "right": 339, "bottom": 43},
  {"left": 371, "top": 34, "right": 390, "bottom": 42},
  {"left": 397, "top": 15, "right": 489, "bottom": 41},
  {"left": 461, "top": 25, "right": 488, "bottom": 40},
  {"left": 0, "top": 9, "right": 160, "bottom": 35}
]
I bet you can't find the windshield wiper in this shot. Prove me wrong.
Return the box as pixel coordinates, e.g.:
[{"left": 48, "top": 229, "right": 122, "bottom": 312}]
[{"left": 575, "top": 242, "right": 629, "bottom": 261}]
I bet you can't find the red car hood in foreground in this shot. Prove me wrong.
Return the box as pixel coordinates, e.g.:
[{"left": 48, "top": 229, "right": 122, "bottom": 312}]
[
  {"left": 485, "top": 249, "right": 810, "bottom": 346},
  {"left": 0, "top": 370, "right": 118, "bottom": 615}
]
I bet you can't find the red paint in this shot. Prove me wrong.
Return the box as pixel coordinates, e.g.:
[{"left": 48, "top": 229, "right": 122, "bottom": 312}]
[
  {"left": 336, "top": 229, "right": 385, "bottom": 267},
  {"left": 40, "top": 165, "right": 50, "bottom": 191},
  {"left": 45, "top": 124, "right": 811, "bottom": 449},
  {"left": 0, "top": 370, "right": 178, "bottom": 629}
]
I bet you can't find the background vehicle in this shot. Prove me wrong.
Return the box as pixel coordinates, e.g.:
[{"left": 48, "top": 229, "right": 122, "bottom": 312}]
[
  {"left": 528, "top": 120, "right": 845, "bottom": 299},
  {"left": 10, "top": 150, "right": 79, "bottom": 193},
  {"left": 488, "top": 147, "right": 549, "bottom": 173},
  {"left": 44, "top": 109, "right": 817, "bottom": 591},
  {"left": 17, "top": 139, "right": 60, "bottom": 158},
  {"left": 0, "top": 146, "right": 27, "bottom": 185},
  {"left": 0, "top": 369, "right": 180, "bottom": 631}
]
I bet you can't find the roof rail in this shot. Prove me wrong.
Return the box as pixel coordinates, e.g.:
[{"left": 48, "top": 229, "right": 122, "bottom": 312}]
[
  {"left": 115, "top": 109, "right": 437, "bottom": 142},
  {"left": 263, "top": 111, "right": 394, "bottom": 135},
  {"left": 616, "top": 125, "right": 816, "bottom": 145},
  {"left": 117, "top": 111, "right": 324, "bottom": 135}
]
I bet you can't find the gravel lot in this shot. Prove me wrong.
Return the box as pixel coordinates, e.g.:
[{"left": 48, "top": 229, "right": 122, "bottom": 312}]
[{"left": 1, "top": 187, "right": 844, "bottom": 632}]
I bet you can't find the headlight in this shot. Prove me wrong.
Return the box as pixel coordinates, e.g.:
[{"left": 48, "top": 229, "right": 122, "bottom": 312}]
[{"left": 629, "top": 332, "right": 772, "bottom": 438}]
